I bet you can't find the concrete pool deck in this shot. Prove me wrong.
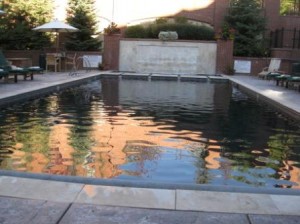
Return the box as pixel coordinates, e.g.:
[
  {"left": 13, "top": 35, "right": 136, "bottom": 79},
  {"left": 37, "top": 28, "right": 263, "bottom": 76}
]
[{"left": 0, "top": 71, "right": 300, "bottom": 223}]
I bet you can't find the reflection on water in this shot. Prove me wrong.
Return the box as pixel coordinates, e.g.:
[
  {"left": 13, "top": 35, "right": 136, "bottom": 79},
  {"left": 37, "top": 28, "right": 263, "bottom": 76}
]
[{"left": 0, "top": 78, "right": 299, "bottom": 189}]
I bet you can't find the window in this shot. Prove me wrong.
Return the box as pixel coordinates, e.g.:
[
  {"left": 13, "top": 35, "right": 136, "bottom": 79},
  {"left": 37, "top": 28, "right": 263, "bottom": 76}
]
[
  {"left": 280, "top": 0, "right": 300, "bottom": 16},
  {"left": 229, "top": 0, "right": 264, "bottom": 8}
]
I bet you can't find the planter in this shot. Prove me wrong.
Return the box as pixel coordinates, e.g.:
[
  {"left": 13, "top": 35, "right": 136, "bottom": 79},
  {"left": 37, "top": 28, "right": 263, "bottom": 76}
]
[{"left": 158, "top": 31, "right": 178, "bottom": 41}]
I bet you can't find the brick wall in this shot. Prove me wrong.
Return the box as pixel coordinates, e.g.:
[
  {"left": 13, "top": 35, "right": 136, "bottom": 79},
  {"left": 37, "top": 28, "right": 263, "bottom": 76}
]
[
  {"left": 103, "top": 36, "right": 234, "bottom": 75},
  {"left": 3, "top": 50, "right": 102, "bottom": 70},
  {"left": 103, "top": 34, "right": 121, "bottom": 70},
  {"left": 216, "top": 39, "right": 233, "bottom": 74},
  {"left": 233, "top": 56, "right": 296, "bottom": 76},
  {"left": 213, "top": 0, "right": 230, "bottom": 32},
  {"left": 263, "top": 0, "right": 281, "bottom": 31},
  {"left": 175, "top": 2, "right": 216, "bottom": 27},
  {"left": 234, "top": 57, "right": 270, "bottom": 76},
  {"left": 104, "top": 0, "right": 300, "bottom": 74},
  {"left": 271, "top": 48, "right": 300, "bottom": 73}
]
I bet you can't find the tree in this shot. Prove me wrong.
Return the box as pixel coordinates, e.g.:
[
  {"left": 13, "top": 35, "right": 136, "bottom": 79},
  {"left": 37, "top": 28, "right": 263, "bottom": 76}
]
[
  {"left": 0, "top": 0, "right": 53, "bottom": 50},
  {"left": 65, "top": 0, "right": 101, "bottom": 51},
  {"left": 280, "top": 0, "right": 300, "bottom": 15},
  {"left": 225, "top": 0, "right": 267, "bottom": 57}
]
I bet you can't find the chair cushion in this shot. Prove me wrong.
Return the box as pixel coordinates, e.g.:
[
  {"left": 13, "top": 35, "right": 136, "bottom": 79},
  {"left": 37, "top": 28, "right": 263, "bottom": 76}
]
[
  {"left": 28, "top": 66, "right": 43, "bottom": 72},
  {"left": 266, "top": 72, "right": 282, "bottom": 79},
  {"left": 289, "top": 77, "right": 300, "bottom": 82},
  {"left": 274, "top": 74, "right": 291, "bottom": 80}
]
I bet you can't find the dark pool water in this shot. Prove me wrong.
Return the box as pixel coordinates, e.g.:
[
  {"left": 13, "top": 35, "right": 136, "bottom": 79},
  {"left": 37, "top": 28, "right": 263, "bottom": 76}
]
[{"left": 0, "top": 78, "right": 300, "bottom": 189}]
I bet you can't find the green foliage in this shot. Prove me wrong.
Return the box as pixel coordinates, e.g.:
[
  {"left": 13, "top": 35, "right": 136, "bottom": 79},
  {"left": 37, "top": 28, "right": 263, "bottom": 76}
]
[
  {"left": 174, "top": 16, "right": 188, "bottom": 24},
  {"left": 155, "top": 17, "right": 168, "bottom": 24},
  {"left": 69, "top": 127, "right": 94, "bottom": 152},
  {"left": 216, "top": 23, "right": 235, "bottom": 40},
  {"left": 157, "top": 23, "right": 214, "bottom": 40},
  {"left": 225, "top": 0, "right": 267, "bottom": 57},
  {"left": 125, "top": 22, "right": 214, "bottom": 41},
  {"left": 0, "top": 0, "right": 53, "bottom": 50},
  {"left": 103, "top": 22, "right": 121, "bottom": 35},
  {"left": 65, "top": 0, "right": 101, "bottom": 51},
  {"left": 16, "top": 124, "right": 50, "bottom": 154},
  {"left": 124, "top": 25, "right": 147, "bottom": 38},
  {"left": 280, "top": 0, "right": 300, "bottom": 15},
  {"left": 268, "top": 133, "right": 300, "bottom": 162}
]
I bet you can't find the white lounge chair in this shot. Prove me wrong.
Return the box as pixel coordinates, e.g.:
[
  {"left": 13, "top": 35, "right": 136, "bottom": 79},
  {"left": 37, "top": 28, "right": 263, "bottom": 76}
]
[{"left": 258, "top": 58, "right": 282, "bottom": 79}]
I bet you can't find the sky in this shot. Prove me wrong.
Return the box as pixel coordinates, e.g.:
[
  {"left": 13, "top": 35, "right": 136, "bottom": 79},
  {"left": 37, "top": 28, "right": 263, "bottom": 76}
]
[{"left": 54, "top": 0, "right": 213, "bottom": 31}]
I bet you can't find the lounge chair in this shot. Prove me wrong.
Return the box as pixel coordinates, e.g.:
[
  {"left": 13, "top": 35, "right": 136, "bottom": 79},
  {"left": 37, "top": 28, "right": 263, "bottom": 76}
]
[
  {"left": 285, "top": 63, "right": 300, "bottom": 91},
  {"left": 0, "top": 50, "right": 43, "bottom": 83},
  {"left": 0, "top": 68, "right": 9, "bottom": 81},
  {"left": 258, "top": 58, "right": 282, "bottom": 79},
  {"left": 273, "top": 63, "right": 300, "bottom": 90}
]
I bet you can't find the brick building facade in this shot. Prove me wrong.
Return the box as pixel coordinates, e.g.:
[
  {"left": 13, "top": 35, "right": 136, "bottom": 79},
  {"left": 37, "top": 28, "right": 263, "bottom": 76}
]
[{"left": 103, "top": 0, "right": 300, "bottom": 74}]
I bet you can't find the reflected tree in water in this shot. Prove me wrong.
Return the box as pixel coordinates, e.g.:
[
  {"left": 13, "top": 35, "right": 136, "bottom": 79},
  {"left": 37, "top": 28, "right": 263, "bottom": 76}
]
[{"left": 267, "top": 132, "right": 300, "bottom": 187}]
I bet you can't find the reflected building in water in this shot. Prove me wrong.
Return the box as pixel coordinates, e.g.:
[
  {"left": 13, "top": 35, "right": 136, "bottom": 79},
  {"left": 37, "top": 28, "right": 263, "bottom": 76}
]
[{"left": 2, "top": 79, "right": 299, "bottom": 188}]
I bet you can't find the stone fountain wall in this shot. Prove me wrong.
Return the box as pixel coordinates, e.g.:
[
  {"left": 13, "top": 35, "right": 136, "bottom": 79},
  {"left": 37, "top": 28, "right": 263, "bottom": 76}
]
[{"left": 119, "top": 39, "right": 217, "bottom": 75}]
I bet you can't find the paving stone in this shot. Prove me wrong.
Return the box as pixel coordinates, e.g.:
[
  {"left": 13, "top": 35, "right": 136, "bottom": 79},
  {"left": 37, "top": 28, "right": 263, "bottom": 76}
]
[
  {"left": 248, "top": 214, "right": 300, "bottom": 224},
  {"left": 29, "top": 201, "right": 70, "bottom": 224},
  {"left": 0, "top": 196, "right": 43, "bottom": 224},
  {"left": 0, "top": 196, "right": 69, "bottom": 224},
  {"left": 195, "top": 212, "right": 250, "bottom": 224},
  {"left": 60, "top": 204, "right": 199, "bottom": 224}
]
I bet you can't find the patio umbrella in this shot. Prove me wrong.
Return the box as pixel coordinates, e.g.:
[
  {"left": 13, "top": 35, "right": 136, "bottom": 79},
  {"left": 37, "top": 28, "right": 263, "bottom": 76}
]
[{"left": 33, "top": 19, "right": 78, "bottom": 51}]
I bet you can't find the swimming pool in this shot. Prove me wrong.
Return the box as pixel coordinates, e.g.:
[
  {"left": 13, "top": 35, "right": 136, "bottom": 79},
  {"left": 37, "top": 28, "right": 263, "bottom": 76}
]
[{"left": 0, "top": 78, "right": 299, "bottom": 189}]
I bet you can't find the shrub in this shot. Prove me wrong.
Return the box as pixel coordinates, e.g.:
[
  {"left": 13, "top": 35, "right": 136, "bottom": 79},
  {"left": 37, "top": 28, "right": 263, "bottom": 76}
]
[
  {"left": 125, "top": 22, "right": 215, "bottom": 40},
  {"left": 174, "top": 16, "right": 188, "bottom": 24},
  {"left": 148, "top": 23, "right": 214, "bottom": 40},
  {"left": 104, "top": 22, "right": 121, "bottom": 35},
  {"left": 155, "top": 18, "right": 168, "bottom": 24},
  {"left": 124, "top": 25, "right": 147, "bottom": 38}
]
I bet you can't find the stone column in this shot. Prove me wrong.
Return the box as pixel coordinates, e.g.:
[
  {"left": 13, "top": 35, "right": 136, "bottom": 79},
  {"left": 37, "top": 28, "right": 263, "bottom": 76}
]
[
  {"left": 216, "top": 39, "right": 234, "bottom": 75},
  {"left": 103, "top": 34, "right": 121, "bottom": 70}
]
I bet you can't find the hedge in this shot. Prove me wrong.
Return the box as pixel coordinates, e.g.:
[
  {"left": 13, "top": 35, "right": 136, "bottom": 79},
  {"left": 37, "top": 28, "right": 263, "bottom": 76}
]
[{"left": 125, "top": 23, "right": 215, "bottom": 40}]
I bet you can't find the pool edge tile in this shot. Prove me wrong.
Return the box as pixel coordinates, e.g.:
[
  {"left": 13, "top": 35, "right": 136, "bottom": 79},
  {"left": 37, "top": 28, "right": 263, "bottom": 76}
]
[
  {"left": 270, "top": 194, "right": 300, "bottom": 215},
  {"left": 176, "top": 190, "right": 281, "bottom": 215},
  {"left": 0, "top": 176, "right": 84, "bottom": 203},
  {"left": 75, "top": 185, "right": 176, "bottom": 210}
]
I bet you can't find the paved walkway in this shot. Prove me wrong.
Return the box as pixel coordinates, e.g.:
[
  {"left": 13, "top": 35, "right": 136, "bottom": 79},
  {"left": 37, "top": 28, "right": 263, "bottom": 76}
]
[
  {"left": 0, "top": 71, "right": 101, "bottom": 107},
  {"left": 0, "top": 72, "right": 300, "bottom": 223}
]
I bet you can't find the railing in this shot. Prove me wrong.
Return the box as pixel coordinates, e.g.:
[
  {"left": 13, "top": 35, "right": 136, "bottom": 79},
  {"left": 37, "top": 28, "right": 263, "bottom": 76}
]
[{"left": 270, "top": 28, "right": 300, "bottom": 49}]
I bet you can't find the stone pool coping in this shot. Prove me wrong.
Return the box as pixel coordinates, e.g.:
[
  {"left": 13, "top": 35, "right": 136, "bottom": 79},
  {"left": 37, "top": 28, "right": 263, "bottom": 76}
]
[
  {"left": 1, "top": 170, "right": 299, "bottom": 196},
  {"left": 0, "top": 173, "right": 300, "bottom": 216}
]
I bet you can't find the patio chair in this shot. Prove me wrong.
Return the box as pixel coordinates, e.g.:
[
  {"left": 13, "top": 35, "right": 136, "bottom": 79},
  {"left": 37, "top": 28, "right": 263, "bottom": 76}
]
[
  {"left": 258, "top": 58, "right": 282, "bottom": 79},
  {"left": 65, "top": 52, "right": 78, "bottom": 75},
  {"left": 46, "top": 53, "right": 61, "bottom": 72},
  {"left": 0, "top": 50, "right": 43, "bottom": 83},
  {"left": 66, "top": 53, "right": 91, "bottom": 76}
]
